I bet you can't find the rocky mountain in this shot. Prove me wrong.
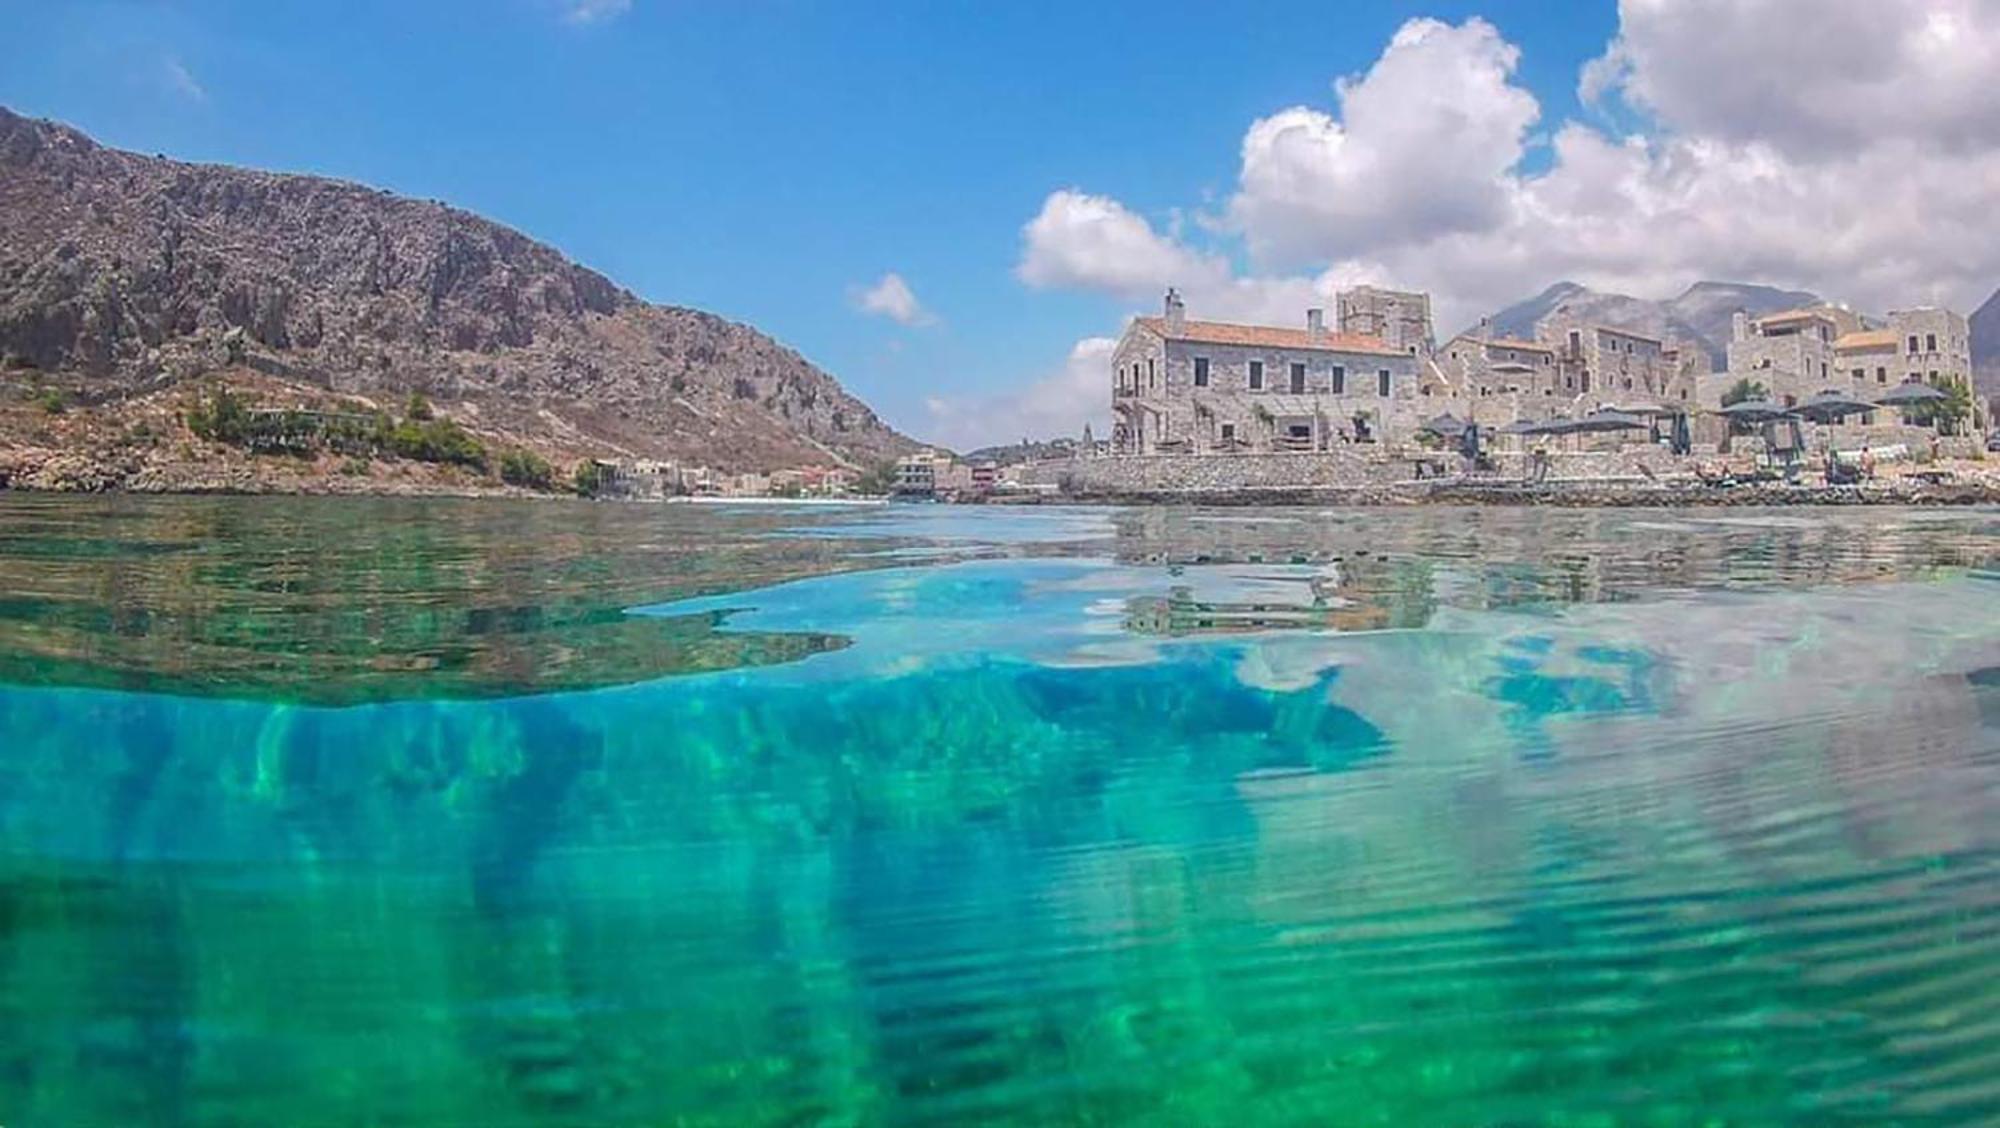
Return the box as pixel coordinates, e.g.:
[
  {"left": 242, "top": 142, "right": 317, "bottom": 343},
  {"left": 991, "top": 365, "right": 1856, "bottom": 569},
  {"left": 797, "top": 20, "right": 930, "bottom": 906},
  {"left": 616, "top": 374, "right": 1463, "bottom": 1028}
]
[
  {"left": 0, "top": 106, "right": 915, "bottom": 474},
  {"left": 1971, "top": 286, "right": 2000, "bottom": 403},
  {"left": 1475, "top": 280, "right": 1822, "bottom": 372}
]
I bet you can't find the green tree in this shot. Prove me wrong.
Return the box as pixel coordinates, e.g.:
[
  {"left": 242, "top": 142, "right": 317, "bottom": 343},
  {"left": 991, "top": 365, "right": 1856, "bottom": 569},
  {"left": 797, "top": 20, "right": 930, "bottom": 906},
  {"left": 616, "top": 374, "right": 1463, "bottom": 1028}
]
[
  {"left": 852, "top": 460, "right": 899, "bottom": 495},
  {"left": 1908, "top": 374, "right": 1972, "bottom": 436},
  {"left": 405, "top": 391, "right": 434, "bottom": 422},
  {"left": 1720, "top": 378, "right": 1768, "bottom": 407}
]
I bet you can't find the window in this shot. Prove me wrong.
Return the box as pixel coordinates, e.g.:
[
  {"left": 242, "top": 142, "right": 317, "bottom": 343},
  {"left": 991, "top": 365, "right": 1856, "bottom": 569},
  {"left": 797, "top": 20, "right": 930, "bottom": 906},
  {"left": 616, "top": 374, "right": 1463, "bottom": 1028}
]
[
  {"left": 1248, "top": 360, "right": 1263, "bottom": 391},
  {"left": 1220, "top": 422, "right": 1236, "bottom": 442},
  {"left": 1377, "top": 369, "right": 1391, "bottom": 396},
  {"left": 1926, "top": 333, "right": 1937, "bottom": 352},
  {"left": 1193, "top": 357, "right": 1209, "bottom": 387},
  {"left": 1330, "top": 365, "right": 1345, "bottom": 394},
  {"left": 1852, "top": 368, "right": 1864, "bottom": 381},
  {"left": 1568, "top": 330, "right": 1581, "bottom": 353},
  {"left": 1929, "top": 370, "right": 1938, "bottom": 382},
  {"left": 1290, "top": 362, "right": 1306, "bottom": 394},
  {"left": 1877, "top": 367, "right": 1887, "bottom": 384},
  {"left": 1908, "top": 335, "right": 1920, "bottom": 354},
  {"left": 1820, "top": 362, "right": 1827, "bottom": 380}
]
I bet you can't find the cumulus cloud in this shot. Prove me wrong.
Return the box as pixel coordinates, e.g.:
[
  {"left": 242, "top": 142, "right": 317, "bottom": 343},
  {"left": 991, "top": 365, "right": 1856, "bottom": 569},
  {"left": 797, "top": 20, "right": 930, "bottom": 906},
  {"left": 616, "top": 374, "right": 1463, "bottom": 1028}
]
[
  {"left": 560, "top": 0, "right": 632, "bottom": 25},
  {"left": 1017, "top": 189, "right": 1368, "bottom": 325},
  {"left": 923, "top": 337, "right": 1116, "bottom": 451},
  {"left": 852, "top": 272, "right": 937, "bottom": 327},
  {"left": 1584, "top": 0, "right": 2000, "bottom": 156},
  {"left": 1019, "top": 2, "right": 2000, "bottom": 344},
  {"left": 1229, "top": 17, "right": 1540, "bottom": 266}
]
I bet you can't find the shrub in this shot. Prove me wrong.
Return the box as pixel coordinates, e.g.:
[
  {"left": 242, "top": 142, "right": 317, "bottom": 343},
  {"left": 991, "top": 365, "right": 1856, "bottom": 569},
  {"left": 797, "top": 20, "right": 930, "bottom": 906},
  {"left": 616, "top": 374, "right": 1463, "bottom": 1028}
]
[
  {"left": 499, "top": 449, "right": 555, "bottom": 490},
  {"left": 573, "top": 460, "right": 613, "bottom": 497},
  {"left": 34, "top": 388, "right": 66, "bottom": 415},
  {"left": 185, "top": 386, "right": 250, "bottom": 441}
]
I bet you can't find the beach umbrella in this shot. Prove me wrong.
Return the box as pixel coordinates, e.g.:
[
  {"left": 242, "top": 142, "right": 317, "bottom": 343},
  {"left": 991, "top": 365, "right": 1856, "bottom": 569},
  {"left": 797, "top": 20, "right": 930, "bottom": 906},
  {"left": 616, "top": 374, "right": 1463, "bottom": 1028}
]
[
  {"left": 1497, "top": 418, "right": 1545, "bottom": 435},
  {"left": 1793, "top": 390, "right": 1875, "bottom": 422},
  {"left": 1419, "top": 412, "right": 1469, "bottom": 438},
  {"left": 1876, "top": 380, "right": 1946, "bottom": 406},
  {"left": 1570, "top": 409, "right": 1650, "bottom": 433},
  {"left": 1715, "top": 399, "right": 1794, "bottom": 423}
]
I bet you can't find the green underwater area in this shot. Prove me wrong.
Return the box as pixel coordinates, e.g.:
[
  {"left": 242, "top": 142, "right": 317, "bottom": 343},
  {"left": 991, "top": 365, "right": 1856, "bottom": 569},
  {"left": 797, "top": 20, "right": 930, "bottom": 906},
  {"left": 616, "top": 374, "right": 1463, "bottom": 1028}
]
[{"left": 0, "top": 497, "right": 1996, "bottom": 1124}]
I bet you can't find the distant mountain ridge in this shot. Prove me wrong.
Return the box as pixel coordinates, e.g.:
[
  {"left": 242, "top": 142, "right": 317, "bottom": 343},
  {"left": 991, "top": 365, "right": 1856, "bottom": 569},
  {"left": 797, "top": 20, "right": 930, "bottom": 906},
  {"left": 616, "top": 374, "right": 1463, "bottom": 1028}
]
[
  {"left": 0, "top": 106, "right": 915, "bottom": 471},
  {"left": 1472, "top": 280, "right": 1824, "bottom": 372},
  {"left": 1971, "top": 286, "right": 2000, "bottom": 403}
]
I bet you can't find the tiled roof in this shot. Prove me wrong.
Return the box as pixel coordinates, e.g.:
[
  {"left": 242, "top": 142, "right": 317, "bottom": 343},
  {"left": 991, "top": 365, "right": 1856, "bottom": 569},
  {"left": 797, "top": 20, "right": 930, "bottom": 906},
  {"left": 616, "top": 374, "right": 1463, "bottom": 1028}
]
[
  {"left": 1756, "top": 306, "right": 1838, "bottom": 326},
  {"left": 1834, "top": 329, "right": 1898, "bottom": 351},
  {"left": 1136, "top": 316, "right": 1404, "bottom": 357},
  {"left": 1486, "top": 337, "right": 1553, "bottom": 353}
]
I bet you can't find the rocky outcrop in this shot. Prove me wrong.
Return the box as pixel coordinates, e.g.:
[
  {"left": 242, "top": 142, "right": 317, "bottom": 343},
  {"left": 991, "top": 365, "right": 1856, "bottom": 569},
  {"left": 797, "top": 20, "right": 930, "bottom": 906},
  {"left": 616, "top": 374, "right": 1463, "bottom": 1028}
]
[{"left": 0, "top": 106, "right": 916, "bottom": 471}]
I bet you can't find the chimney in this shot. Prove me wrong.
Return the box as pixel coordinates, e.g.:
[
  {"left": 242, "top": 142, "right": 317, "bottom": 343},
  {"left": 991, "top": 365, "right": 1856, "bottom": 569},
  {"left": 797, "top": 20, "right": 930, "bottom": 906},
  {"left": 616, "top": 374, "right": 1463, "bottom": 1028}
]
[
  {"left": 1306, "top": 307, "right": 1326, "bottom": 344},
  {"left": 1164, "top": 287, "right": 1186, "bottom": 334},
  {"left": 1732, "top": 310, "right": 1749, "bottom": 341}
]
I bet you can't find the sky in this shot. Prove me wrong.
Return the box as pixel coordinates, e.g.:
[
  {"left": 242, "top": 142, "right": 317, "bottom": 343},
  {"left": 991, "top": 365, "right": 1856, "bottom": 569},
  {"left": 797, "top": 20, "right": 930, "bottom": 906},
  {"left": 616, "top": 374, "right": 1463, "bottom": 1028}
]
[{"left": 2, "top": 0, "right": 1996, "bottom": 449}]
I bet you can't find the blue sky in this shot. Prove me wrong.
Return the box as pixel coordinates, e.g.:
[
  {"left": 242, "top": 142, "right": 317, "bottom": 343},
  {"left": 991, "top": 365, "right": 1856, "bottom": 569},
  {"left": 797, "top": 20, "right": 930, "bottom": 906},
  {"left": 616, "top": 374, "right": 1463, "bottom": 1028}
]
[{"left": 2, "top": 1, "right": 1992, "bottom": 447}]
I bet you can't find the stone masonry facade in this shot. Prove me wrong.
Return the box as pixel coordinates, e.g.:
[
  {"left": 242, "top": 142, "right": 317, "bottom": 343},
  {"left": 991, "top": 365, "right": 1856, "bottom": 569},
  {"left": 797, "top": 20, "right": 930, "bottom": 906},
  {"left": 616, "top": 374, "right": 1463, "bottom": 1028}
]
[{"left": 1110, "top": 290, "right": 1425, "bottom": 454}]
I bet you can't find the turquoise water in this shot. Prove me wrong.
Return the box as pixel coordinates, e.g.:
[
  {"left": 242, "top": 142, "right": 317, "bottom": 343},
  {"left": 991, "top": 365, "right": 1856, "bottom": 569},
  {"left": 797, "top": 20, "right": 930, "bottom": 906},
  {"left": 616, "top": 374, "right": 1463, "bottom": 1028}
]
[{"left": 0, "top": 497, "right": 1996, "bottom": 1124}]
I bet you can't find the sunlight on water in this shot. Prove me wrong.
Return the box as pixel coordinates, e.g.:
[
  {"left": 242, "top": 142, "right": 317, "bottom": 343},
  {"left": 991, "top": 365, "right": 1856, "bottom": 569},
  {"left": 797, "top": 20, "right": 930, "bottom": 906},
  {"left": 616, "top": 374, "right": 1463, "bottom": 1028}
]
[{"left": 0, "top": 497, "right": 1996, "bottom": 1125}]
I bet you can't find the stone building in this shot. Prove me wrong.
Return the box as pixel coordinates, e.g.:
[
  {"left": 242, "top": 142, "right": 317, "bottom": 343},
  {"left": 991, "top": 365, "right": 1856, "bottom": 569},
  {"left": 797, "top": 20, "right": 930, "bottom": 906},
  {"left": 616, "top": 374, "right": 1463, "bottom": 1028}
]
[
  {"left": 1536, "top": 307, "right": 1692, "bottom": 405},
  {"left": 1436, "top": 312, "right": 1702, "bottom": 421},
  {"left": 1110, "top": 290, "right": 1425, "bottom": 454},
  {"left": 1724, "top": 305, "right": 1976, "bottom": 424},
  {"left": 1879, "top": 308, "right": 1974, "bottom": 391},
  {"left": 1723, "top": 306, "right": 1866, "bottom": 405},
  {"left": 1335, "top": 286, "right": 1435, "bottom": 357},
  {"left": 1437, "top": 325, "right": 1561, "bottom": 400}
]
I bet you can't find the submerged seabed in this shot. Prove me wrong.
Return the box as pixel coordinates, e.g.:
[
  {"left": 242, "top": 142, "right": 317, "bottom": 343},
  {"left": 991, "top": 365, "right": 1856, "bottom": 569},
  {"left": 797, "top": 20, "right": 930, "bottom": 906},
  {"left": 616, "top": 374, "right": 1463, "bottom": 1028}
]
[{"left": 0, "top": 499, "right": 1997, "bottom": 1125}]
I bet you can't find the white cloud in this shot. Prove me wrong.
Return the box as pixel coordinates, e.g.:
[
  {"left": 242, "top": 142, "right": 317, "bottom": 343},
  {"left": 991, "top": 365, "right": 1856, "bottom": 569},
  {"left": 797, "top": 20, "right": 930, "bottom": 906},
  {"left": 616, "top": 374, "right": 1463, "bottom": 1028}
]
[
  {"left": 1018, "top": 4, "right": 2000, "bottom": 345},
  {"left": 163, "top": 57, "right": 205, "bottom": 102},
  {"left": 1017, "top": 189, "right": 1356, "bottom": 325},
  {"left": 1583, "top": 0, "right": 2000, "bottom": 156},
  {"left": 922, "top": 337, "right": 1116, "bottom": 450},
  {"left": 852, "top": 272, "right": 937, "bottom": 327},
  {"left": 1228, "top": 17, "right": 1540, "bottom": 267},
  {"left": 560, "top": 0, "right": 632, "bottom": 25}
]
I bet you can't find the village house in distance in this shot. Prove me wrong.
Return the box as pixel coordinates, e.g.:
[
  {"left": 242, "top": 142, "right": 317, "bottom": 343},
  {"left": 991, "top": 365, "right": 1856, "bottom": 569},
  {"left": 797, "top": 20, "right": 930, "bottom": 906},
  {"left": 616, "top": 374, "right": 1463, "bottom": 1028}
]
[
  {"left": 1721, "top": 305, "right": 1975, "bottom": 410},
  {"left": 1107, "top": 284, "right": 1981, "bottom": 454}
]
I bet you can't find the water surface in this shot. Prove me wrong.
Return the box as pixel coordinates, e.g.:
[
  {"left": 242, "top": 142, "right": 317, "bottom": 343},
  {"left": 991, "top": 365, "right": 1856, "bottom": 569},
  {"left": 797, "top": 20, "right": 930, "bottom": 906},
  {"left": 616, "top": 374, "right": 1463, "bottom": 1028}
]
[{"left": 1, "top": 497, "right": 1996, "bottom": 1125}]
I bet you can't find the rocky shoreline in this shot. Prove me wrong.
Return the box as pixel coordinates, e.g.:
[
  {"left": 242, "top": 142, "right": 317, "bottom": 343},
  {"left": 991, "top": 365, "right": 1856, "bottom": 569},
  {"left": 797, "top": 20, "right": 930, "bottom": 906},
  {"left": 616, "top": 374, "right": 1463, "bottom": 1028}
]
[
  {"left": 1052, "top": 477, "right": 2000, "bottom": 508},
  {"left": 8, "top": 449, "right": 1999, "bottom": 508}
]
